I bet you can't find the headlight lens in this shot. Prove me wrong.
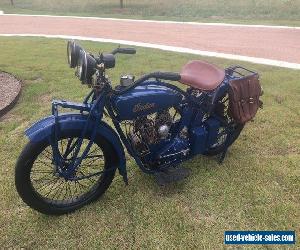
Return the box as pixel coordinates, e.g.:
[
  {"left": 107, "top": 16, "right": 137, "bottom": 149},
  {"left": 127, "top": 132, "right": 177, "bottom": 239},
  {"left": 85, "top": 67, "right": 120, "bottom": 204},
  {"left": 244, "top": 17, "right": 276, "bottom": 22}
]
[
  {"left": 67, "top": 40, "right": 83, "bottom": 68},
  {"left": 77, "top": 50, "right": 96, "bottom": 84}
]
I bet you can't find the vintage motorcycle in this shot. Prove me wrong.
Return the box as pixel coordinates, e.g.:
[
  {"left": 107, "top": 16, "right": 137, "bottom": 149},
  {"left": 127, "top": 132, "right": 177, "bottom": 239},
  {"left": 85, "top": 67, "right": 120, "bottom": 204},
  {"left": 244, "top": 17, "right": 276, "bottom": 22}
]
[{"left": 15, "top": 41, "right": 263, "bottom": 215}]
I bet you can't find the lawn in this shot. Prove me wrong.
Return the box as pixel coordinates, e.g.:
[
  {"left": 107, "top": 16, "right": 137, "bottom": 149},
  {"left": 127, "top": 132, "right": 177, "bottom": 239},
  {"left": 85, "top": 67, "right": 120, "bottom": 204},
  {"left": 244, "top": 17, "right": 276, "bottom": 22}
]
[
  {"left": 1, "top": 0, "right": 300, "bottom": 26},
  {"left": 0, "top": 37, "right": 299, "bottom": 249}
]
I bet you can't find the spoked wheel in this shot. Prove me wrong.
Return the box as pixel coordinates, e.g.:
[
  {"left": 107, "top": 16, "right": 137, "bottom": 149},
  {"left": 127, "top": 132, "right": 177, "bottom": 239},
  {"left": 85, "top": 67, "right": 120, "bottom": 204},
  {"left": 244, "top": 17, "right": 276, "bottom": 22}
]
[
  {"left": 205, "top": 94, "right": 244, "bottom": 156},
  {"left": 15, "top": 130, "right": 116, "bottom": 215}
]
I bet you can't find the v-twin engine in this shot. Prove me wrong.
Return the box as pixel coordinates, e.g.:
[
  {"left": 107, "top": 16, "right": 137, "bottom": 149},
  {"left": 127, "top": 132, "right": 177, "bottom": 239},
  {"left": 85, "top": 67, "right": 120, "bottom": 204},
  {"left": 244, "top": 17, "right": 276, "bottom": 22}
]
[
  {"left": 128, "top": 110, "right": 169, "bottom": 152},
  {"left": 126, "top": 109, "right": 190, "bottom": 169}
]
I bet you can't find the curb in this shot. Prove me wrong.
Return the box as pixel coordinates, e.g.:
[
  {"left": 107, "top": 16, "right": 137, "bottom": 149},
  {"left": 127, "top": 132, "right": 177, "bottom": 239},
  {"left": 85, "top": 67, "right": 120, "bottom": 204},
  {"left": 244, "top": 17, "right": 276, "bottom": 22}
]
[
  {"left": 2, "top": 33, "right": 300, "bottom": 70},
  {"left": 0, "top": 71, "right": 22, "bottom": 118},
  {"left": 3, "top": 13, "right": 300, "bottom": 30}
]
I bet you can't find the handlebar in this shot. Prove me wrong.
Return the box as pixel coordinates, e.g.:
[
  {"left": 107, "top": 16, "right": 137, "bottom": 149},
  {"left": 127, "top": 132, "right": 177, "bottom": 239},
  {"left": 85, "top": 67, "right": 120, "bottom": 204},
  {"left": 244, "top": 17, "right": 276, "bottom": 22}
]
[
  {"left": 112, "top": 47, "right": 136, "bottom": 55},
  {"left": 113, "top": 71, "right": 181, "bottom": 94}
]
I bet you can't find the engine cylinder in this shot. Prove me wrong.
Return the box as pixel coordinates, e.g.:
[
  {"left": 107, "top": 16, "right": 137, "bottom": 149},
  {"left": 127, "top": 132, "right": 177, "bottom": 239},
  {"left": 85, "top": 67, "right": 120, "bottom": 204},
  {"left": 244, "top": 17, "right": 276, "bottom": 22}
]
[{"left": 158, "top": 125, "right": 169, "bottom": 139}]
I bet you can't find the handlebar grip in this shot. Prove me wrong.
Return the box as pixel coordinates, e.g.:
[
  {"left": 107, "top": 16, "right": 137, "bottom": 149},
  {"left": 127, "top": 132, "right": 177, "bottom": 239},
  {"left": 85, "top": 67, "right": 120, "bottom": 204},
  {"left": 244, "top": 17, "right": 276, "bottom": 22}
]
[
  {"left": 116, "top": 48, "right": 136, "bottom": 54},
  {"left": 155, "top": 72, "right": 181, "bottom": 81}
]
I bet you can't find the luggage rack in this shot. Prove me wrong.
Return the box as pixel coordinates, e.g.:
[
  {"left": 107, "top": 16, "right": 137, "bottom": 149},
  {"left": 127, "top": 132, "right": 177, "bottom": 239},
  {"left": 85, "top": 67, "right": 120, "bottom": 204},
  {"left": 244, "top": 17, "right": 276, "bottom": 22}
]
[
  {"left": 225, "top": 66, "right": 258, "bottom": 81},
  {"left": 186, "top": 66, "right": 260, "bottom": 108}
]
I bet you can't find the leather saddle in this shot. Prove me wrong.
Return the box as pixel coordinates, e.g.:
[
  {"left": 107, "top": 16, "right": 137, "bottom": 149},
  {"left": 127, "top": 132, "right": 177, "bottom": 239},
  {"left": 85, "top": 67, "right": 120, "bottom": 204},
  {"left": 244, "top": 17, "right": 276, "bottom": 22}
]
[{"left": 180, "top": 60, "right": 225, "bottom": 91}]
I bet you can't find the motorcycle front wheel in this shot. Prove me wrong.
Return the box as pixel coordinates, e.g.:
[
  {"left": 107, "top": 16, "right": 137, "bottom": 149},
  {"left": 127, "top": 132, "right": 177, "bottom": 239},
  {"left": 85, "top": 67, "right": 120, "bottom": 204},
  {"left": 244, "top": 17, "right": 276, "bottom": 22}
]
[{"left": 15, "top": 129, "right": 116, "bottom": 215}]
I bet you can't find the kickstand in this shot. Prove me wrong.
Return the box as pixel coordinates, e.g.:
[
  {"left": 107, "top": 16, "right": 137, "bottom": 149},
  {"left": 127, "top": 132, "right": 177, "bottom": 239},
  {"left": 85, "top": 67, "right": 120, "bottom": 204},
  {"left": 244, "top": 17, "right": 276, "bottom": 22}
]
[
  {"left": 218, "top": 147, "right": 228, "bottom": 164},
  {"left": 218, "top": 129, "right": 232, "bottom": 164}
]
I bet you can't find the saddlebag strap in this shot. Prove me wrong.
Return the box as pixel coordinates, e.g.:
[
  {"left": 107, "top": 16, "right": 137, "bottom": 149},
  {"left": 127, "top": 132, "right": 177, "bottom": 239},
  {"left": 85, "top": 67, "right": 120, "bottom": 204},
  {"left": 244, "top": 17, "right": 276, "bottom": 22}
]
[{"left": 228, "top": 74, "right": 263, "bottom": 124}]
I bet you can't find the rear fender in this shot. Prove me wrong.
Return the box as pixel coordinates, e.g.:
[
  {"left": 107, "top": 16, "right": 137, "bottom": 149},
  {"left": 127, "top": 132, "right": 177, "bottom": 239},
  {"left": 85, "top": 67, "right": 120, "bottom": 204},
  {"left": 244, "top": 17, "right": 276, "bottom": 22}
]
[{"left": 25, "top": 113, "right": 127, "bottom": 179}]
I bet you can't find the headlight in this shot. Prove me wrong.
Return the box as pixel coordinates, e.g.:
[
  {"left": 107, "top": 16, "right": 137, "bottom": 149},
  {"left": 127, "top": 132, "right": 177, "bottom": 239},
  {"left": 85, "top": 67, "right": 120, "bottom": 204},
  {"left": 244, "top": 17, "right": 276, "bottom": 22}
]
[
  {"left": 67, "top": 40, "right": 83, "bottom": 68},
  {"left": 77, "top": 50, "right": 96, "bottom": 84}
]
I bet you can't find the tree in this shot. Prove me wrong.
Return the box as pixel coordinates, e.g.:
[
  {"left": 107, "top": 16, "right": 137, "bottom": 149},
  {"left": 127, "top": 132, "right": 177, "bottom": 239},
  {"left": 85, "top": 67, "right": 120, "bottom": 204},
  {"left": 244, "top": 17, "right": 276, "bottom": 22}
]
[
  {"left": 10, "top": 0, "right": 14, "bottom": 6},
  {"left": 120, "top": 0, "right": 124, "bottom": 8}
]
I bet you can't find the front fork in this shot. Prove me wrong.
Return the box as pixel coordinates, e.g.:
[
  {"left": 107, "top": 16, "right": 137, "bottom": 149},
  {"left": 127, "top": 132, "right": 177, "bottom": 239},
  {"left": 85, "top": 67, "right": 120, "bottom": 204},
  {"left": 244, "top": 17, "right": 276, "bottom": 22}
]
[{"left": 50, "top": 91, "right": 105, "bottom": 180}]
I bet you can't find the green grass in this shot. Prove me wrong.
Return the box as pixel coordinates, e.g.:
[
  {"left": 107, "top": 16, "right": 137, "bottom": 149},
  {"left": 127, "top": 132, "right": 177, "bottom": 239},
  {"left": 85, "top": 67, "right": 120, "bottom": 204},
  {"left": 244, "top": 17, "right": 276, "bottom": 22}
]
[
  {"left": 1, "top": 0, "right": 300, "bottom": 26},
  {"left": 0, "top": 37, "right": 299, "bottom": 249}
]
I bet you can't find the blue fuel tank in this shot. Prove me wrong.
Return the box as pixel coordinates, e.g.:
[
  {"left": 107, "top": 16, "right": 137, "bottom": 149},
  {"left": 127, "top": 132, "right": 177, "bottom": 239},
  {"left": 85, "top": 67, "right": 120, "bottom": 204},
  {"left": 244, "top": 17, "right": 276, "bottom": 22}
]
[{"left": 111, "top": 81, "right": 183, "bottom": 120}]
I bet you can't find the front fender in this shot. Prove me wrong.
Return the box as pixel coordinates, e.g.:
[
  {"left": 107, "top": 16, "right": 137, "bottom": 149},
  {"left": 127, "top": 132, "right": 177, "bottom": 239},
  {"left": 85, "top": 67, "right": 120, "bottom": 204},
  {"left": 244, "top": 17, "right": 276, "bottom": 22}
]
[{"left": 25, "top": 113, "right": 127, "bottom": 180}]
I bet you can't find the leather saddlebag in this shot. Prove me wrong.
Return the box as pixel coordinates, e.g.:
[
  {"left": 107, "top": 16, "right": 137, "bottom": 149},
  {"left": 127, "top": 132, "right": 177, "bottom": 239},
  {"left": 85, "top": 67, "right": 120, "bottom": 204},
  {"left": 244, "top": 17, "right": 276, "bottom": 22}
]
[{"left": 228, "top": 74, "right": 262, "bottom": 124}]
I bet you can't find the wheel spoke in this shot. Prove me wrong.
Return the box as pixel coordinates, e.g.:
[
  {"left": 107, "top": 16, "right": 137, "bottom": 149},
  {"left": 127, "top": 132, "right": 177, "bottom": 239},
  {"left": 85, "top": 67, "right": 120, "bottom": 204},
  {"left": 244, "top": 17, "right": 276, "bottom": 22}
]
[
  {"left": 35, "top": 159, "right": 53, "bottom": 169},
  {"left": 41, "top": 148, "right": 53, "bottom": 161},
  {"left": 84, "top": 154, "right": 103, "bottom": 159},
  {"left": 50, "top": 180, "right": 65, "bottom": 201},
  {"left": 31, "top": 174, "right": 54, "bottom": 183},
  {"left": 35, "top": 178, "right": 59, "bottom": 193},
  {"left": 78, "top": 170, "right": 97, "bottom": 185},
  {"left": 86, "top": 146, "right": 103, "bottom": 158},
  {"left": 44, "top": 178, "right": 61, "bottom": 198},
  {"left": 65, "top": 182, "right": 73, "bottom": 201},
  {"left": 73, "top": 180, "right": 79, "bottom": 198},
  {"left": 31, "top": 169, "right": 53, "bottom": 174},
  {"left": 76, "top": 180, "right": 89, "bottom": 189},
  {"left": 79, "top": 154, "right": 103, "bottom": 169}
]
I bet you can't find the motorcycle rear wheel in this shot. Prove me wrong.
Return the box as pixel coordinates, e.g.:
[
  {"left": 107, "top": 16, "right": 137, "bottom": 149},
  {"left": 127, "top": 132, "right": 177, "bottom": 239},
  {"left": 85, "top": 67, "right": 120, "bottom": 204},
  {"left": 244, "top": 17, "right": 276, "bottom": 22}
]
[
  {"left": 15, "top": 129, "right": 116, "bottom": 215},
  {"left": 204, "top": 93, "right": 244, "bottom": 156},
  {"left": 204, "top": 123, "right": 244, "bottom": 156}
]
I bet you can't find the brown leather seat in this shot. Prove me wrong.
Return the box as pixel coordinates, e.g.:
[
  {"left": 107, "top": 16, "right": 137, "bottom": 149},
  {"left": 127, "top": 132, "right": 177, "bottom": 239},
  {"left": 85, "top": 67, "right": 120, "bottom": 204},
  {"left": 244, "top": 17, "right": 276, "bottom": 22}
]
[{"left": 180, "top": 60, "right": 225, "bottom": 91}]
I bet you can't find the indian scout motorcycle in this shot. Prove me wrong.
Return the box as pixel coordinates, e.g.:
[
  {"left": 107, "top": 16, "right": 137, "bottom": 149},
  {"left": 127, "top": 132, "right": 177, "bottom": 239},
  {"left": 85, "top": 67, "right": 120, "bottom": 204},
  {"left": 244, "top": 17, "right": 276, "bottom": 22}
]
[{"left": 15, "top": 41, "right": 263, "bottom": 215}]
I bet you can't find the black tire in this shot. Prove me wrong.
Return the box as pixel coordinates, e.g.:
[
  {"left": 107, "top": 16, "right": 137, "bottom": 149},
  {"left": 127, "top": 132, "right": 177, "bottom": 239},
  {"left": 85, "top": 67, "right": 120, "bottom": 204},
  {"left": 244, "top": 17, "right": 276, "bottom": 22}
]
[{"left": 15, "top": 129, "right": 117, "bottom": 215}]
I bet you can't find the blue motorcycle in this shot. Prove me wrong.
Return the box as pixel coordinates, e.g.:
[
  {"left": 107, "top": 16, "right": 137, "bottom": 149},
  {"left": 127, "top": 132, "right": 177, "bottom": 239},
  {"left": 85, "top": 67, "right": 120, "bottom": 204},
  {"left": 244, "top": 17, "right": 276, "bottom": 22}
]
[{"left": 15, "top": 41, "right": 263, "bottom": 215}]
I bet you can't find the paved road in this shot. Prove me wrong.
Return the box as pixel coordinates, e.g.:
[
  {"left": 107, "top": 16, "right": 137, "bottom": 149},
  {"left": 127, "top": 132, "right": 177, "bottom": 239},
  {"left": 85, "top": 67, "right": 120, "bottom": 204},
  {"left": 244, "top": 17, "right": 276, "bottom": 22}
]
[{"left": 1, "top": 15, "right": 300, "bottom": 64}]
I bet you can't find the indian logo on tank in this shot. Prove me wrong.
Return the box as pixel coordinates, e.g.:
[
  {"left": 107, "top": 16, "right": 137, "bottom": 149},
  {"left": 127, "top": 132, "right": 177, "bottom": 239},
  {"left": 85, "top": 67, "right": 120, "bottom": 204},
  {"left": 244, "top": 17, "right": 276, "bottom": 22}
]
[{"left": 133, "top": 102, "right": 156, "bottom": 113}]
